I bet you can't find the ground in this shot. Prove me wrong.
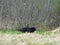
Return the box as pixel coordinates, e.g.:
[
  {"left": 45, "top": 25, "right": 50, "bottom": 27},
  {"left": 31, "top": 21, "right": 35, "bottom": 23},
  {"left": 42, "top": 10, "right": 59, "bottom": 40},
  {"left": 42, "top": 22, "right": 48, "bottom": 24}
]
[{"left": 0, "top": 27, "right": 60, "bottom": 45}]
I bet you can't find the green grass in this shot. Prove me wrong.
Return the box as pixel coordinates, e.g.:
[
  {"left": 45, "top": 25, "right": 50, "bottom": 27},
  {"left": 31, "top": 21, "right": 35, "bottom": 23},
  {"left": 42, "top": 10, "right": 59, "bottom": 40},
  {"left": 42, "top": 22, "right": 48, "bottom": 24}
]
[
  {"left": 0, "top": 29, "right": 59, "bottom": 45},
  {"left": 0, "top": 29, "right": 22, "bottom": 34},
  {"left": 35, "top": 28, "right": 52, "bottom": 35},
  {"left": 0, "top": 29, "right": 53, "bottom": 35}
]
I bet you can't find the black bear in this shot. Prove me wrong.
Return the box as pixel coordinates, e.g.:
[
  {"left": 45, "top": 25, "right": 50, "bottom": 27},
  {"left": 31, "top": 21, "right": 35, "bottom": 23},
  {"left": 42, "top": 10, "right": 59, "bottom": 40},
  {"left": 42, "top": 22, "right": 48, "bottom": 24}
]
[
  {"left": 17, "top": 27, "right": 36, "bottom": 33},
  {"left": 30, "top": 27, "right": 36, "bottom": 32}
]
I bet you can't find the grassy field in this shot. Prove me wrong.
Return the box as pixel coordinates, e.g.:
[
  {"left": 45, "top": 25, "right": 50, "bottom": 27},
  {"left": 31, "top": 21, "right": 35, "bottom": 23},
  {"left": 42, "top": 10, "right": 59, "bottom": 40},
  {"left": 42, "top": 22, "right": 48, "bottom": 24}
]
[{"left": 0, "top": 27, "right": 60, "bottom": 45}]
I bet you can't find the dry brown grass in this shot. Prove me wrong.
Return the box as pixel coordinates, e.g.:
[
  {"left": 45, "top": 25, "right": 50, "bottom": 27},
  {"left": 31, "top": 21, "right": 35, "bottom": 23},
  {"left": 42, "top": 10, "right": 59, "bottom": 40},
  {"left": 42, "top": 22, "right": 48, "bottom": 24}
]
[{"left": 0, "top": 27, "right": 60, "bottom": 45}]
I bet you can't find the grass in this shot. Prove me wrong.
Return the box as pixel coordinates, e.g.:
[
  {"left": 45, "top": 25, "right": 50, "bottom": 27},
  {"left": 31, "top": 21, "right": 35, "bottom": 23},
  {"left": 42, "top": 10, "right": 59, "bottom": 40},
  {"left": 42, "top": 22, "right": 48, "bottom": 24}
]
[
  {"left": 41, "top": 42, "right": 57, "bottom": 45},
  {"left": 0, "top": 29, "right": 22, "bottom": 34},
  {"left": 35, "top": 28, "right": 52, "bottom": 35},
  {"left": 0, "top": 29, "right": 52, "bottom": 35},
  {"left": 0, "top": 28, "right": 54, "bottom": 37},
  {"left": 0, "top": 28, "right": 60, "bottom": 45}
]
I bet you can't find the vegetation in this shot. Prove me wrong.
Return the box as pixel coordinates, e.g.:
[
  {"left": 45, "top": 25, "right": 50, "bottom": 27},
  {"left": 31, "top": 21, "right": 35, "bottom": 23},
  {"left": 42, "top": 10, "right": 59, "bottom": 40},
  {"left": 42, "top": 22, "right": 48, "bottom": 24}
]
[
  {"left": 0, "top": 27, "right": 60, "bottom": 45},
  {"left": 0, "top": 0, "right": 60, "bottom": 45},
  {"left": 0, "top": 0, "right": 57, "bottom": 30},
  {"left": 0, "top": 0, "right": 60, "bottom": 31},
  {"left": 0, "top": 29, "right": 22, "bottom": 34}
]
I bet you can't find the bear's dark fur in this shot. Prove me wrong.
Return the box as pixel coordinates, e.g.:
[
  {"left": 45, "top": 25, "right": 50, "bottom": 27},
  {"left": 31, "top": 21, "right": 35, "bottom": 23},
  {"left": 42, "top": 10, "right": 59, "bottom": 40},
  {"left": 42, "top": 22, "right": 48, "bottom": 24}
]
[{"left": 17, "top": 27, "right": 36, "bottom": 33}]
